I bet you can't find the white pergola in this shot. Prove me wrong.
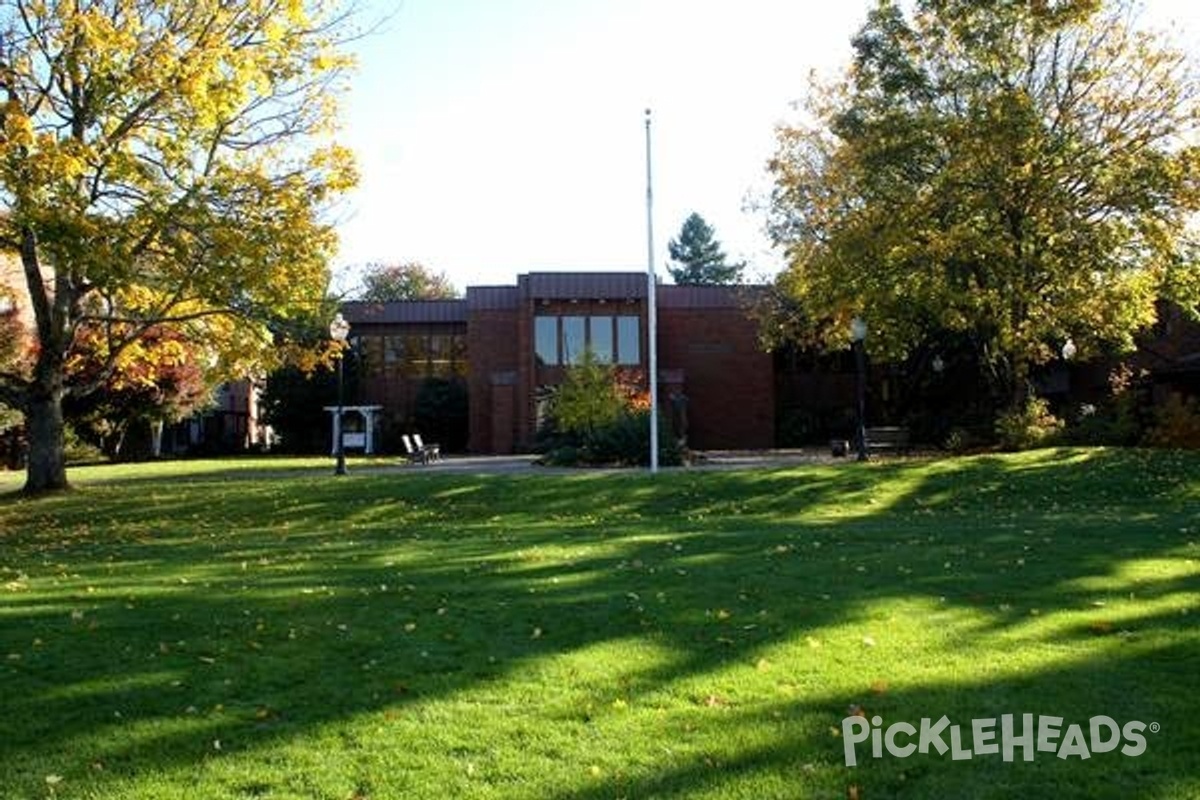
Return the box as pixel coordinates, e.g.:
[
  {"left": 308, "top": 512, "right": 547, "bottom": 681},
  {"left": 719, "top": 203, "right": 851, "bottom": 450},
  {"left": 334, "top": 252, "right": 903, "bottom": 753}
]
[{"left": 323, "top": 405, "right": 384, "bottom": 455}]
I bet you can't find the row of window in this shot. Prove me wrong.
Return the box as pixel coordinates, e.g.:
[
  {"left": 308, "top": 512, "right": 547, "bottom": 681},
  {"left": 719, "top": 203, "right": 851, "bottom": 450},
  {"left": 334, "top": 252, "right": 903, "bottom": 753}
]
[
  {"left": 535, "top": 315, "right": 640, "bottom": 366},
  {"left": 359, "top": 334, "right": 468, "bottom": 380},
  {"left": 354, "top": 317, "right": 639, "bottom": 378}
]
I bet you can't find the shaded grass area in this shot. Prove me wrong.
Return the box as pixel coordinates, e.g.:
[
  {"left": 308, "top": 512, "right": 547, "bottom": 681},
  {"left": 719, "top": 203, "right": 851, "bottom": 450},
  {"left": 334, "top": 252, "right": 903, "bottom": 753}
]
[{"left": 0, "top": 449, "right": 1198, "bottom": 799}]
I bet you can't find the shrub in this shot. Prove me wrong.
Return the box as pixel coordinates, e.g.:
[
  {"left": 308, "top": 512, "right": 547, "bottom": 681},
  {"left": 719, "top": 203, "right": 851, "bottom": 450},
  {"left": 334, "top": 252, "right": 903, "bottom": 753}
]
[
  {"left": 995, "top": 397, "right": 1064, "bottom": 451},
  {"left": 1146, "top": 394, "right": 1200, "bottom": 449},
  {"left": 414, "top": 377, "right": 468, "bottom": 453},
  {"left": 63, "top": 424, "right": 106, "bottom": 465},
  {"left": 1061, "top": 365, "right": 1147, "bottom": 447},
  {"left": 549, "top": 351, "right": 626, "bottom": 439},
  {"left": 586, "top": 409, "right": 683, "bottom": 467},
  {"left": 540, "top": 353, "right": 682, "bottom": 467}
]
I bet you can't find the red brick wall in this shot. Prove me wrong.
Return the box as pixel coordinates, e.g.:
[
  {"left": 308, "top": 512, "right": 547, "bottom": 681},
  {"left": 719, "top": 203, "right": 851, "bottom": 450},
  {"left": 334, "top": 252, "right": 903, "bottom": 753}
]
[
  {"left": 468, "top": 298, "right": 773, "bottom": 452},
  {"left": 657, "top": 307, "right": 774, "bottom": 449},
  {"left": 519, "top": 299, "right": 646, "bottom": 449},
  {"left": 467, "top": 309, "right": 519, "bottom": 453}
]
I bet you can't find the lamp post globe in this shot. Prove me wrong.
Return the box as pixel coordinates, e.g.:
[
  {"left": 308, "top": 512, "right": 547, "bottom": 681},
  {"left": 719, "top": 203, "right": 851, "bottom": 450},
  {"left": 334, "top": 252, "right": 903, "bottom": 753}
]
[
  {"left": 850, "top": 317, "right": 867, "bottom": 344},
  {"left": 329, "top": 313, "right": 350, "bottom": 476}
]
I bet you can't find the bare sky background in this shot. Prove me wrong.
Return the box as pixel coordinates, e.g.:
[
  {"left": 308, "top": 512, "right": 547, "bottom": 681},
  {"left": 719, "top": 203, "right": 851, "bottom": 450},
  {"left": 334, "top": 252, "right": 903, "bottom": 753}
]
[{"left": 333, "top": 1, "right": 1199, "bottom": 294}]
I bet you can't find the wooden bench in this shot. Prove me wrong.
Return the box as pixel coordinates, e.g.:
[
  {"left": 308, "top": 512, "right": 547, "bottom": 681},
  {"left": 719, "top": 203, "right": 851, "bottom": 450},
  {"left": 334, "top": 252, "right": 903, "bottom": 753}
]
[{"left": 865, "top": 426, "right": 910, "bottom": 454}]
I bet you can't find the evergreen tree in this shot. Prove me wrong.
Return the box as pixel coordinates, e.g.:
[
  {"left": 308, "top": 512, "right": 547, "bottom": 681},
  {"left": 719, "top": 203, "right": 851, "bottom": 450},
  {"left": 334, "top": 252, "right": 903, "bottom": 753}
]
[{"left": 667, "top": 213, "right": 745, "bottom": 285}]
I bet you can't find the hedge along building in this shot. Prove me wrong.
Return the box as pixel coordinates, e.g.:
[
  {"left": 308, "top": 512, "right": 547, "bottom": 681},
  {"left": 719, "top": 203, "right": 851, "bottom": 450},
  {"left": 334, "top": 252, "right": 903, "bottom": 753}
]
[{"left": 339, "top": 272, "right": 775, "bottom": 454}]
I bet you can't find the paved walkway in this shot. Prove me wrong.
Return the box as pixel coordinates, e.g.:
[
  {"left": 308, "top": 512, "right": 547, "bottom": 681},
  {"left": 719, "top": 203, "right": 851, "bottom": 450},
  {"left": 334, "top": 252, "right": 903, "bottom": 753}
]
[{"left": 391, "top": 448, "right": 846, "bottom": 475}]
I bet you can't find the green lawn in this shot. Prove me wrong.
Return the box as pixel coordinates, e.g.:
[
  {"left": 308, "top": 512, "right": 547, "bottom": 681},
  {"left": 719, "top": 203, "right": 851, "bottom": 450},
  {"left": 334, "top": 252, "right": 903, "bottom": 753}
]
[{"left": 1, "top": 449, "right": 1197, "bottom": 799}]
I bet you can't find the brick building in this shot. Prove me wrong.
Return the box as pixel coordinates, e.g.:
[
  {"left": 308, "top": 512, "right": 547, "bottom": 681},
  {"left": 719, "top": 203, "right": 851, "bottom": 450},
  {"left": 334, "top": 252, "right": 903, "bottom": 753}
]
[{"left": 341, "top": 272, "right": 774, "bottom": 454}]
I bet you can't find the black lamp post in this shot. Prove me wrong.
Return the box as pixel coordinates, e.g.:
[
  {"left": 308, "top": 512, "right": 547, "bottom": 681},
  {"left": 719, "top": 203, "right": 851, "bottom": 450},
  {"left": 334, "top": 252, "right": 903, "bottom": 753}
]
[
  {"left": 329, "top": 312, "right": 350, "bottom": 476},
  {"left": 851, "top": 317, "right": 868, "bottom": 462}
]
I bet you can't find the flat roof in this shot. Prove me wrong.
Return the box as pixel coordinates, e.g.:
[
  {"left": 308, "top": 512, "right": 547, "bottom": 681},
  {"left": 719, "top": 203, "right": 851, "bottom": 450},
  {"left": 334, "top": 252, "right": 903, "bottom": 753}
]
[
  {"left": 341, "top": 300, "right": 467, "bottom": 325},
  {"left": 520, "top": 272, "right": 648, "bottom": 300},
  {"left": 342, "top": 274, "right": 767, "bottom": 322}
]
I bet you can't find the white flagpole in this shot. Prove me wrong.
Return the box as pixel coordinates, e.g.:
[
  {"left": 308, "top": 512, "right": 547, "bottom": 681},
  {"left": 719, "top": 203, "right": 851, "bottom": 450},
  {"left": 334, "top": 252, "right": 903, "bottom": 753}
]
[{"left": 645, "top": 109, "right": 659, "bottom": 474}]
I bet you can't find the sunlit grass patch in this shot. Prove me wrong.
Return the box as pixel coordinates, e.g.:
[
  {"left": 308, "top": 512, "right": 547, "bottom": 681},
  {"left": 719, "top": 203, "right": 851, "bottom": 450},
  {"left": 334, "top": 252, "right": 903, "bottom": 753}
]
[{"left": 1, "top": 448, "right": 1198, "bottom": 798}]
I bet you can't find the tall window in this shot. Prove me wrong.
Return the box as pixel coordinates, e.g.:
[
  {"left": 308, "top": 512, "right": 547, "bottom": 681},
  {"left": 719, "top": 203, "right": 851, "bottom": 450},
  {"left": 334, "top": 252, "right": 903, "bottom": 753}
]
[
  {"left": 590, "top": 316, "right": 614, "bottom": 363},
  {"left": 535, "top": 316, "right": 558, "bottom": 365},
  {"left": 617, "top": 316, "right": 640, "bottom": 365},
  {"left": 562, "top": 316, "right": 586, "bottom": 364},
  {"left": 535, "top": 314, "right": 641, "bottom": 366}
]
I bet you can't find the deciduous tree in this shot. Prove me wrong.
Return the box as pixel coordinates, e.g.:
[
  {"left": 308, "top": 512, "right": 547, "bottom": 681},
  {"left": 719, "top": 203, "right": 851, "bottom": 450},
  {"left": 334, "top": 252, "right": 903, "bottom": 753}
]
[
  {"left": 358, "top": 261, "right": 459, "bottom": 302},
  {"left": 65, "top": 323, "right": 213, "bottom": 459},
  {"left": 0, "top": 0, "right": 358, "bottom": 492},
  {"left": 767, "top": 0, "right": 1199, "bottom": 407}
]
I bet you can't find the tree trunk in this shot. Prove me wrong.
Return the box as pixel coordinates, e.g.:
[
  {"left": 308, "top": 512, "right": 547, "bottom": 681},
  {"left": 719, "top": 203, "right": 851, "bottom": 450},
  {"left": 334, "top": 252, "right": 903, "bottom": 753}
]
[
  {"left": 23, "top": 381, "right": 69, "bottom": 494},
  {"left": 1010, "top": 357, "right": 1032, "bottom": 412}
]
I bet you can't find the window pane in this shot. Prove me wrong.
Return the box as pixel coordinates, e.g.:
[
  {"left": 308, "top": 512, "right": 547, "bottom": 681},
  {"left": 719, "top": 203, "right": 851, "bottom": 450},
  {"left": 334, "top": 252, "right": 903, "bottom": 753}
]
[
  {"left": 562, "top": 316, "right": 586, "bottom": 365},
  {"left": 617, "top": 316, "right": 640, "bottom": 365},
  {"left": 535, "top": 316, "right": 558, "bottom": 365},
  {"left": 429, "top": 334, "right": 453, "bottom": 377},
  {"left": 590, "top": 316, "right": 613, "bottom": 363},
  {"left": 403, "top": 334, "right": 430, "bottom": 378},
  {"left": 450, "top": 334, "right": 468, "bottom": 377}
]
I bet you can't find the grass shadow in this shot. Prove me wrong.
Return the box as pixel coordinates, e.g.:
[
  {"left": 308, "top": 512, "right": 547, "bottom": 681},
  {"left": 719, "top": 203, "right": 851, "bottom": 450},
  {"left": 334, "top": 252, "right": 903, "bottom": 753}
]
[{"left": 0, "top": 448, "right": 1196, "bottom": 798}]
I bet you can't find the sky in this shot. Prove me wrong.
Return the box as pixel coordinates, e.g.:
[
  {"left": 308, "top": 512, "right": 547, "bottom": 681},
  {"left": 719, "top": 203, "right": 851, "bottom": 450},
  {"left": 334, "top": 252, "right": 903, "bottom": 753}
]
[{"left": 332, "top": 0, "right": 1199, "bottom": 295}]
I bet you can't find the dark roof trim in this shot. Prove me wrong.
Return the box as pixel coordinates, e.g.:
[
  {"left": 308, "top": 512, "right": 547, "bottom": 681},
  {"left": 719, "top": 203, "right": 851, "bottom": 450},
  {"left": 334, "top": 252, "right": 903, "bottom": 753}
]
[
  {"left": 520, "top": 272, "right": 648, "bottom": 300},
  {"left": 466, "top": 285, "right": 520, "bottom": 310},
  {"left": 341, "top": 277, "right": 769, "bottom": 322},
  {"left": 340, "top": 300, "right": 467, "bottom": 325}
]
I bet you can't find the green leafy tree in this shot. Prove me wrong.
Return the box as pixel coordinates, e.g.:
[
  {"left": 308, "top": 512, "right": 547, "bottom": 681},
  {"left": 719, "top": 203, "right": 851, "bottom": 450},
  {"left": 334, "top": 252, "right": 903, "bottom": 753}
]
[
  {"left": 667, "top": 213, "right": 745, "bottom": 285},
  {"left": 767, "top": 0, "right": 1199, "bottom": 407},
  {"left": 358, "top": 262, "right": 459, "bottom": 302},
  {"left": 0, "top": 0, "right": 358, "bottom": 492},
  {"left": 549, "top": 350, "right": 625, "bottom": 438}
]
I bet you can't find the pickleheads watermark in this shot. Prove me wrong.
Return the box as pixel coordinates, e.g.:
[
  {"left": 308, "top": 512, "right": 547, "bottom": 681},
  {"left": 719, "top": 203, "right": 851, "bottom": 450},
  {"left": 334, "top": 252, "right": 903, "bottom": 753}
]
[{"left": 842, "top": 714, "right": 1157, "bottom": 767}]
